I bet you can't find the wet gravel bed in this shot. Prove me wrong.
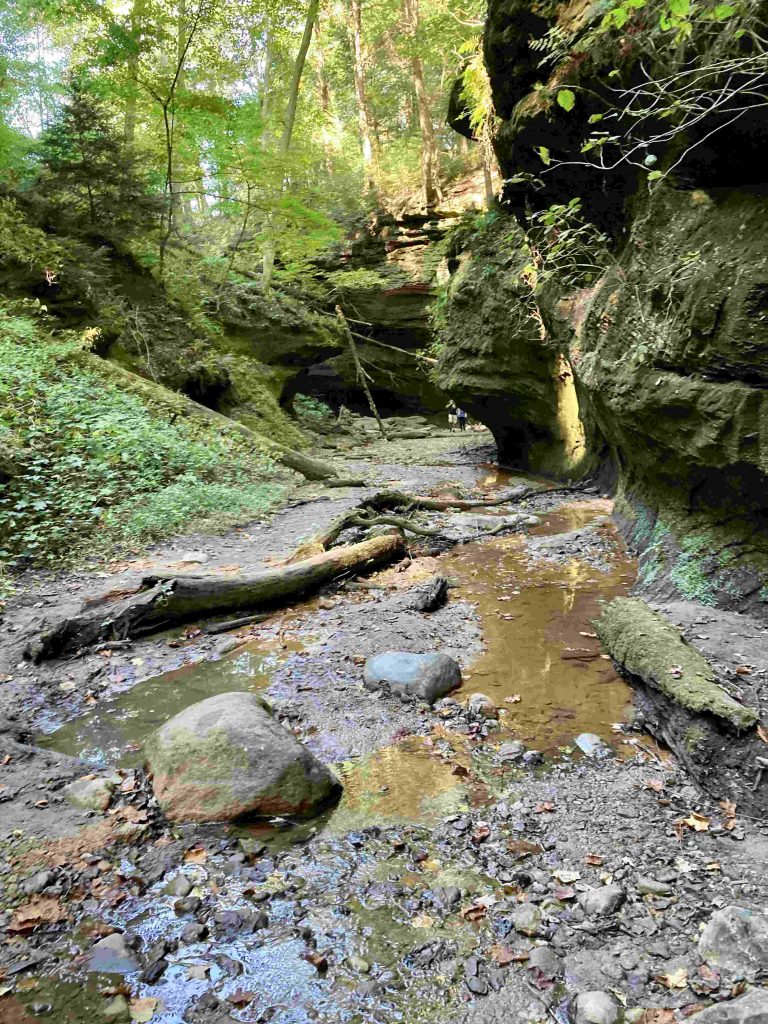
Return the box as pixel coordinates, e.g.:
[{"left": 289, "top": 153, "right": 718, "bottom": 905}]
[
  {"left": 2, "top": 748, "right": 768, "bottom": 1024},
  {"left": 262, "top": 584, "right": 483, "bottom": 764}
]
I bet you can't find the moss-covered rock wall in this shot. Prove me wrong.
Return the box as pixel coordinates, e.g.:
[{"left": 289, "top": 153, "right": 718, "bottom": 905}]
[{"left": 438, "top": 0, "right": 768, "bottom": 615}]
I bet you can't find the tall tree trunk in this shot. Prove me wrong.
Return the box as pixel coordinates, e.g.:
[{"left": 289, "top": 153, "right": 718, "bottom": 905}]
[
  {"left": 263, "top": 0, "right": 319, "bottom": 290},
  {"left": 348, "top": 0, "right": 376, "bottom": 195},
  {"left": 259, "top": 21, "right": 274, "bottom": 121},
  {"left": 314, "top": 17, "right": 335, "bottom": 175},
  {"left": 281, "top": 0, "right": 319, "bottom": 153},
  {"left": 170, "top": 0, "right": 188, "bottom": 226},
  {"left": 403, "top": 0, "right": 440, "bottom": 207},
  {"left": 123, "top": 0, "right": 146, "bottom": 153}
]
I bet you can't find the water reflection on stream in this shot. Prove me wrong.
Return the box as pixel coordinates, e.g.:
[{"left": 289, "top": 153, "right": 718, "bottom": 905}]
[{"left": 446, "top": 500, "right": 636, "bottom": 751}]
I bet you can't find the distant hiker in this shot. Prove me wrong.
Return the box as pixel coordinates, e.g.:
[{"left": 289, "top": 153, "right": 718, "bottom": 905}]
[
  {"left": 456, "top": 407, "right": 467, "bottom": 431},
  {"left": 447, "top": 401, "right": 458, "bottom": 431}
]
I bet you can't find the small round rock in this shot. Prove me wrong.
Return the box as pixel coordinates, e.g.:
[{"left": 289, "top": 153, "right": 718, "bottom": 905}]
[{"left": 576, "top": 990, "right": 619, "bottom": 1024}]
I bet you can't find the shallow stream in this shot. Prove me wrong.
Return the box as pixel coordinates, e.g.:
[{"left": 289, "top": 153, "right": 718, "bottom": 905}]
[
  {"left": 38, "top": 490, "right": 637, "bottom": 832},
  {"left": 19, "top": 474, "right": 645, "bottom": 1024}
]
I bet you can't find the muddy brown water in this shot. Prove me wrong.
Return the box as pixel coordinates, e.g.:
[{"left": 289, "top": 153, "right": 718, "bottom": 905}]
[
  {"left": 38, "top": 493, "right": 637, "bottom": 832},
  {"left": 446, "top": 500, "right": 636, "bottom": 752}
]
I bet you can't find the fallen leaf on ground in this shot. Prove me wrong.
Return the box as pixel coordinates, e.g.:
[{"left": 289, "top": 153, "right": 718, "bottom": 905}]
[
  {"left": 460, "top": 905, "right": 487, "bottom": 922},
  {"left": 689, "top": 963, "right": 720, "bottom": 994},
  {"left": 130, "top": 996, "right": 159, "bottom": 1022},
  {"left": 9, "top": 897, "right": 68, "bottom": 932},
  {"left": 183, "top": 846, "right": 208, "bottom": 864},
  {"left": 757, "top": 724, "right": 768, "bottom": 744},
  {"left": 228, "top": 989, "right": 256, "bottom": 1006},
  {"left": 552, "top": 869, "right": 581, "bottom": 883},
  {"left": 684, "top": 812, "right": 710, "bottom": 832},
  {"left": 638, "top": 1011, "right": 676, "bottom": 1023},
  {"left": 508, "top": 839, "right": 543, "bottom": 859},
  {"left": 657, "top": 966, "right": 688, "bottom": 989},
  {"left": 644, "top": 778, "right": 665, "bottom": 792},
  {"left": 490, "top": 944, "right": 517, "bottom": 965},
  {"left": 303, "top": 951, "right": 328, "bottom": 972},
  {"left": 720, "top": 799, "right": 737, "bottom": 819},
  {"left": 554, "top": 886, "right": 576, "bottom": 901},
  {"left": 584, "top": 853, "right": 604, "bottom": 866}
]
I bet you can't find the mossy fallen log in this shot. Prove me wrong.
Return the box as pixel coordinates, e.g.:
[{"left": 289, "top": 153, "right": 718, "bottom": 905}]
[
  {"left": 597, "top": 597, "right": 768, "bottom": 816},
  {"left": 596, "top": 597, "right": 756, "bottom": 731},
  {"left": 25, "top": 533, "right": 405, "bottom": 662}
]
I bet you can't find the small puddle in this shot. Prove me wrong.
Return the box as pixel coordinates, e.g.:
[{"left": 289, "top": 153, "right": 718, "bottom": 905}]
[{"left": 36, "top": 642, "right": 298, "bottom": 767}]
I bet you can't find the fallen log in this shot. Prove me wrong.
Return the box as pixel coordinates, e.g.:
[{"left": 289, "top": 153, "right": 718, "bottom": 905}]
[
  {"left": 368, "top": 483, "right": 589, "bottom": 512},
  {"left": 25, "top": 533, "right": 405, "bottom": 662},
  {"left": 363, "top": 487, "right": 539, "bottom": 512}
]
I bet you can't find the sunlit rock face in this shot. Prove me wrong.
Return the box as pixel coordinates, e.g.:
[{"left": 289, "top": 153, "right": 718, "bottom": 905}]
[
  {"left": 439, "top": 0, "right": 768, "bottom": 613},
  {"left": 434, "top": 214, "right": 588, "bottom": 477}
]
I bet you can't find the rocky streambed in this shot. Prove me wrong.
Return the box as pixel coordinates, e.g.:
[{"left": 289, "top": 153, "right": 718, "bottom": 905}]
[{"left": 1, "top": 435, "right": 768, "bottom": 1024}]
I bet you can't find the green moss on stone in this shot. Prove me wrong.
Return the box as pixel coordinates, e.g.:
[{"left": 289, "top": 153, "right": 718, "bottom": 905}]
[{"left": 683, "top": 725, "right": 707, "bottom": 752}]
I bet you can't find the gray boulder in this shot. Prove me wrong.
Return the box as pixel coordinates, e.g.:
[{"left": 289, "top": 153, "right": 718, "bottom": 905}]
[
  {"left": 363, "top": 651, "right": 461, "bottom": 704},
  {"left": 579, "top": 885, "right": 626, "bottom": 918},
  {"left": 528, "top": 945, "right": 563, "bottom": 979},
  {"left": 146, "top": 692, "right": 340, "bottom": 823},
  {"left": 87, "top": 932, "right": 139, "bottom": 974},
  {"left": 699, "top": 906, "right": 768, "bottom": 975},
  {"left": 467, "top": 692, "right": 499, "bottom": 720},
  {"left": 511, "top": 904, "right": 543, "bottom": 936},
  {"left": 64, "top": 775, "right": 115, "bottom": 812},
  {"left": 685, "top": 988, "right": 768, "bottom": 1022}
]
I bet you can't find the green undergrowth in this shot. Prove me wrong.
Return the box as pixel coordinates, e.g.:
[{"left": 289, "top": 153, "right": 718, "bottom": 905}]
[{"left": 0, "top": 304, "right": 286, "bottom": 571}]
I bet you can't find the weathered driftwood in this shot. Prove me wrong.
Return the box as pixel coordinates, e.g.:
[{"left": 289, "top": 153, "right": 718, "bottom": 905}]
[
  {"left": 26, "top": 533, "right": 405, "bottom": 662},
  {"left": 284, "top": 483, "right": 567, "bottom": 563},
  {"left": 363, "top": 483, "right": 586, "bottom": 513}
]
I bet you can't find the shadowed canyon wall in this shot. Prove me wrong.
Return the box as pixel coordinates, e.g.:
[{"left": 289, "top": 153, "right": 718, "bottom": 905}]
[{"left": 436, "top": 0, "right": 768, "bottom": 616}]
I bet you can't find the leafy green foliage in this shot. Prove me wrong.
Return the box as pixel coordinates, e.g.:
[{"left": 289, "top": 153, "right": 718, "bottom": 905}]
[
  {"left": 36, "top": 84, "right": 160, "bottom": 231},
  {"left": 293, "top": 393, "right": 336, "bottom": 427},
  {"left": 0, "top": 306, "right": 283, "bottom": 564},
  {"left": 521, "top": 199, "right": 611, "bottom": 290}
]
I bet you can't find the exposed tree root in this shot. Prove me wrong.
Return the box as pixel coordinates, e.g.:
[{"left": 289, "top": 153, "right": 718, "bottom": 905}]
[{"left": 25, "top": 533, "right": 405, "bottom": 662}]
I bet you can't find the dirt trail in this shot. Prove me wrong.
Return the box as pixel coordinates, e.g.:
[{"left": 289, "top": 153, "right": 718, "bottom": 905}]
[{"left": 2, "top": 431, "right": 768, "bottom": 1024}]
